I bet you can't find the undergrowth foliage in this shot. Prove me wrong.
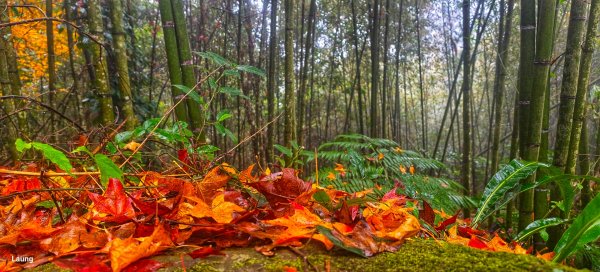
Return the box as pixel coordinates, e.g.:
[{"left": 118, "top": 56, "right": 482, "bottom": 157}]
[{"left": 310, "top": 134, "right": 475, "bottom": 214}]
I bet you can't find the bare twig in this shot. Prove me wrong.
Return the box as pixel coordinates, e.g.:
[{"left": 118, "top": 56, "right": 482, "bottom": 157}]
[
  {"left": 0, "top": 95, "right": 85, "bottom": 132},
  {"left": 39, "top": 170, "right": 65, "bottom": 223},
  {"left": 0, "top": 169, "right": 190, "bottom": 177},
  {"left": 212, "top": 112, "right": 282, "bottom": 166},
  {"left": 0, "top": 185, "right": 159, "bottom": 201}
]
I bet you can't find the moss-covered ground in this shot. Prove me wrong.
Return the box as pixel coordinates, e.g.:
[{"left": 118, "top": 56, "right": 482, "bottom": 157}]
[{"left": 28, "top": 239, "right": 583, "bottom": 272}]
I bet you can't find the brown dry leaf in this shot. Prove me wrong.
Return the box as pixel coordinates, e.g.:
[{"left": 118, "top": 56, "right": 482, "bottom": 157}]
[{"left": 106, "top": 224, "right": 173, "bottom": 272}]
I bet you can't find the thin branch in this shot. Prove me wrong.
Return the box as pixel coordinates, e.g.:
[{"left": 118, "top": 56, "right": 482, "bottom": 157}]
[{"left": 0, "top": 95, "right": 85, "bottom": 132}]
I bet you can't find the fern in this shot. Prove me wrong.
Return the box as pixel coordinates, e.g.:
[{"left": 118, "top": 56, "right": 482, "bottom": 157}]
[{"left": 311, "top": 134, "right": 473, "bottom": 214}]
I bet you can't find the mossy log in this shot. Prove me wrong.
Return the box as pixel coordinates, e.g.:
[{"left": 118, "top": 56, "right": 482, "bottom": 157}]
[{"left": 29, "top": 239, "right": 581, "bottom": 272}]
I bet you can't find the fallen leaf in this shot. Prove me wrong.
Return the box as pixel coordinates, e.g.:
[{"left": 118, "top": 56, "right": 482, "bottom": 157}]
[{"left": 88, "top": 178, "right": 135, "bottom": 223}]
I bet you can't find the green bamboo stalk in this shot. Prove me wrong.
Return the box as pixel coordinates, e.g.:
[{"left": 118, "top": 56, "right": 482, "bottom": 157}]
[
  {"left": 283, "top": 0, "right": 296, "bottom": 147},
  {"left": 109, "top": 0, "right": 137, "bottom": 130},
  {"left": 548, "top": 0, "right": 588, "bottom": 249},
  {"left": 519, "top": 0, "right": 556, "bottom": 233},
  {"left": 565, "top": 0, "right": 600, "bottom": 175},
  {"left": 87, "top": 0, "right": 115, "bottom": 125},
  {"left": 158, "top": 0, "right": 188, "bottom": 124},
  {"left": 170, "top": 0, "right": 203, "bottom": 133}
]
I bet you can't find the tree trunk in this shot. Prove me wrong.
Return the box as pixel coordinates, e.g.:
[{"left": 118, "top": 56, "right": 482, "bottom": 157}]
[
  {"left": 283, "top": 0, "right": 297, "bottom": 147},
  {"left": 171, "top": 0, "right": 203, "bottom": 134},
  {"left": 296, "top": 0, "right": 316, "bottom": 147},
  {"left": 416, "top": 0, "right": 426, "bottom": 152},
  {"left": 548, "top": 0, "right": 588, "bottom": 249},
  {"left": 158, "top": 0, "right": 189, "bottom": 124},
  {"left": 369, "top": 0, "right": 380, "bottom": 138},
  {"left": 109, "top": 0, "right": 137, "bottom": 130},
  {"left": 461, "top": 0, "right": 472, "bottom": 218},
  {"left": 565, "top": 0, "right": 600, "bottom": 175},
  {"left": 522, "top": 0, "right": 556, "bottom": 237},
  {"left": 266, "top": 0, "right": 278, "bottom": 162},
  {"left": 88, "top": 0, "right": 115, "bottom": 125},
  {"left": 351, "top": 0, "right": 365, "bottom": 135},
  {"left": 489, "top": 0, "right": 513, "bottom": 178}
]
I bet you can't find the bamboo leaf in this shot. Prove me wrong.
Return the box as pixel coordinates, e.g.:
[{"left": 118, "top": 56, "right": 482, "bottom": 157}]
[
  {"left": 472, "top": 160, "right": 547, "bottom": 227},
  {"left": 553, "top": 193, "right": 600, "bottom": 262},
  {"left": 514, "top": 218, "right": 567, "bottom": 242},
  {"left": 236, "top": 64, "right": 266, "bottom": 78}
]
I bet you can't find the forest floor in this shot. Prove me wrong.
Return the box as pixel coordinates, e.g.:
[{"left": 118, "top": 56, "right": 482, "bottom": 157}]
[{"left": 29, "top": 239, "right": 580, "bottom": 272}]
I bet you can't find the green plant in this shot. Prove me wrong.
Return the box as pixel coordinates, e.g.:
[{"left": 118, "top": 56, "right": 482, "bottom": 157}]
[
  {"left": 273, "top": 140, "right": 307, "bottom": 168},
  {"left": 310, "top": 134, "right": 474, "bottom": 214},
  {"left": 15, "top": 139, "right": 122, "bottom": 187},
  {"left": 471, "top": 158, "right": 600, "bottom": 263},
  {"left": 553, "top": 192, "right": 600, "bottom": 262}
]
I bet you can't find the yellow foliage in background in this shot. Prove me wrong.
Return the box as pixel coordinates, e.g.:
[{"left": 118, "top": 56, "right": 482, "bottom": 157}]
[{"left": 9, "top": 1, "right": 72, "bottom": 86}]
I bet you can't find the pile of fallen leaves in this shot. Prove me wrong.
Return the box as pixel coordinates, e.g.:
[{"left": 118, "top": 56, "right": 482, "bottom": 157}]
[{"left": 0, "top": 163, "right": 537, "bottom": 271}]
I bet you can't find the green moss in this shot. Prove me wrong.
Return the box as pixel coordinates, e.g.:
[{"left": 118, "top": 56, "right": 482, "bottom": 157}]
[
  {"left": 332, "top": 239, "right": 580, "bottom": 272},
  {"left": 27, "top": 263, "right": 70, "bottom": 272}
]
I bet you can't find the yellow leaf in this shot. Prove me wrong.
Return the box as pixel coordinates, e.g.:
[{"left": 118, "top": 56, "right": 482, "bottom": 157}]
[
  {"left": 210, "top": 193, "right": 245, "bottom": 223},
  {"left": 326, "top": 172, "right": 336, "bottom": 180},
  {"left": 378, "top": 153, "right": 384, "bottom": 160},
  {"left": 399, "top": 165, "right": 407, "bottom": 174},
  {"left": 123, "top": 141, "right": 141, "bottom": 152},
  {"left": 409, "top": 165, "right": 415, "bottom": 174}
]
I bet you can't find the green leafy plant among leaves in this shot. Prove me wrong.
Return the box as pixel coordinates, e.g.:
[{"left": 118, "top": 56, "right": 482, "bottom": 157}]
[
  {"left": 471, "top": 158, "right": 600, "bottom": 262},
  {"left": 310, "top": 134, "right": 474, "bottom": 214}
]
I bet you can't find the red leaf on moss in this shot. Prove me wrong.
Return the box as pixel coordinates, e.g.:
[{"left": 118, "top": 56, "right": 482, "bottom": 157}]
[
  {"left": 122, "top": 259, "right": 163, "bottom": 272},
  {"left": 88, "top": 178, "right": 135, "bottom": 223},
  {"left": 468, "top": 235, "right": 489, "bottom": 250},
  {"left": 53, "top": 253, "right": 111, "bottom": 272},
  {"left": 435, "top": 213, "right": 458, "bottom": 231},
  {"left": 419, "top": 201, "right": 435, "bottom": 226},
  {"left": 188, "top": 246, "right": 225, "bottom": 259}
]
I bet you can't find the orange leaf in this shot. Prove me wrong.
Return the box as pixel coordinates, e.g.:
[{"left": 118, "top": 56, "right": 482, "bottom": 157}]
[{"left": 105, "top": 224, "right": 173, "bottom": 272}]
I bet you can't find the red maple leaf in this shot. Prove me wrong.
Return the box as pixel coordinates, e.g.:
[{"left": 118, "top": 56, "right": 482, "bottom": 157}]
[{"left": 88, "top": 178, "right": 135, "bottom": 223}]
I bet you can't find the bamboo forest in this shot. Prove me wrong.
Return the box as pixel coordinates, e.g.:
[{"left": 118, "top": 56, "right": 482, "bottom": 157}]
[{"left": 1, "top": 0, "right": 600, "bottom": 270}]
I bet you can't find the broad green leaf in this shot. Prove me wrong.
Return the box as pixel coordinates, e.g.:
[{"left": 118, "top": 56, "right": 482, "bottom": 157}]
[
  {"left": 274, "top": 144, "right": 292, "bottom": 157},
  {"left": 19, "top": 141, "right": 73, "bottom": 174},
  {"left": 72, "top": 146, "right": 92, "bottom": 156},
  {"left": 316, "top": 225, "right": 366, "bottom": 257},
  {"left": 472, "top": 160, "right": 547, "bottom": 227},
  {"left": 223, "top": 69, "right": 241, "bottom": 78},
  {"left": 216, "top": 110, "right": 233, "bottom": 122},
  {"left": 195, "top": 51, "right": 232, "bottom": 66},
  {"left": 94, "top": 154, "right": 123, "bottom": 187},
  {"left": 15, "top": 138, "right": 30, "bottom": 152},
  {"left": 143, "top": 118, "right": 161, "bottom": 131},
  {"left": 173, "top": 84, "right": 204, "bottom": 105},
  {"left": 115, "top": 131, "right": 134, "bottom": 143},
  {"left": 236, "top": 64, "right": 266, "bottom": 78},
  {"left": 553, "top": 193, "right": 600, "bottom": 262},
  {"left": 214, "top": 124, "right": 237, "bottom": 143},
  {"left": 514, "top": 218, "right": 567, "bottom": 242},
  {"left": 196, "top": 145, "right": 220, "bottom": 154},
  {"left": 219, "top": 86, "right": 250, "bottom": 99}
]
